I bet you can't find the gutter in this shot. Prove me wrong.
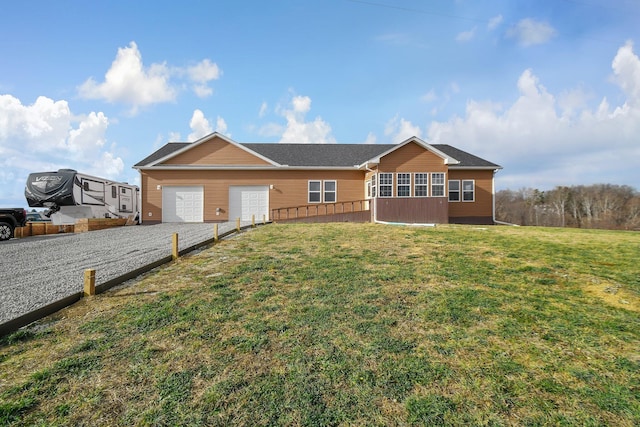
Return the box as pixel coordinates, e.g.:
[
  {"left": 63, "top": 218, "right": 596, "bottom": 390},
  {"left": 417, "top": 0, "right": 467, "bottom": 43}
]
[{"left": 492, "top": 169, "right": 519, "bottom": 226}]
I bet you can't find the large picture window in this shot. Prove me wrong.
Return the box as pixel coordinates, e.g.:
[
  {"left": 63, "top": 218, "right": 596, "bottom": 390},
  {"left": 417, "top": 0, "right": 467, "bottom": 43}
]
[
  {"left": 308, "top": 180, "right": 321, "bottom": 203},
  {"left": 379, "top": 173, "right": 393, "bottom": 197},
  {"left": 448, "top": 180, "right": 460, "bottom": 202},
  {"left": 431, "top": 173, "right": 445, "bottom": 197},
  {"left": 462, "top": 180, "right": 475, "bottom": 202},
  {"left": 397, "top": 173, "right": 411, "bottom": 197},
  {"left": 414, "top": 173, "right": 428, "bottom": 197},
  {"left": 324, "top": 180, "right": 336, "bottom": 203}
]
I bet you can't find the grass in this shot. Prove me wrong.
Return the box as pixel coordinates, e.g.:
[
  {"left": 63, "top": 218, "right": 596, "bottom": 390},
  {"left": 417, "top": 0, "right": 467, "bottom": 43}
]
[{"left": 0, "top": 223, "right": 638, "bottom": 426}]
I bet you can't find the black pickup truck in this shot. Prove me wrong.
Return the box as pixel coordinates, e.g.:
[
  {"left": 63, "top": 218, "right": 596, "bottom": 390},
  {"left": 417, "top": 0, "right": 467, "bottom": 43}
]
[{"left": 0, "top": 208, "right": 28, "bottom": 241}]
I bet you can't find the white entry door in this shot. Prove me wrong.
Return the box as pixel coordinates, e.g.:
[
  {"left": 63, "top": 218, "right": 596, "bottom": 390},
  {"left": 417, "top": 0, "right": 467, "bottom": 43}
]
[
  {"left": 229, "top": 186, "right": 269, "bottom": 221},
  {"left": 162, "top": 186, "right": 204, "bottom": 222}
]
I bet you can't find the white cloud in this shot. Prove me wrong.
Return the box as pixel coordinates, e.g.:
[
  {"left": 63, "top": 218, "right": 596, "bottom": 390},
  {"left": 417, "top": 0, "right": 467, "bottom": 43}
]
[
  {"left": 259, "top": 101, "right": 268, "bottom": 118},
  {"left": 78, "top": 42, "right": 221, "bottom": 112},
  {"left": 186, "top": 110, "right": 230, "bottom": 141},
  {"left": 78, "top": 42, "right": 175, "bottom": 113},
  {"left": 0, "top": 94, "right": 125, "bottom": 205},
  {"left": 488, "top": 14, "right": 503, "bottom": 31},
  {"left": 456, "top": 27, "right": 476, "bottom": 43},
  {"left": 215, "top": 116, "right": 229, "bottom": 136},
  {"left": 507, "top": 18, "right": 557, "bottom": 47},
  {"left": 187, "top": 59, "right": 221, "bottom": 98},
  {"left": 364, "top": 132, "right": 377, "bottom": 145},
  {"left": 426, "top": 42, "right": 640, "bottom": 190},
  {"left": 277, "top": 95, "right": 336, "bottom": 144},
  {"left": 611, "top": 41, "right": 640, "bottom": 105},
  {"left": 385, "top": 115, "right": 422, "bottom": 143},
  {"left": 188, "top": 109, "right": 213, "bottom": 141}
]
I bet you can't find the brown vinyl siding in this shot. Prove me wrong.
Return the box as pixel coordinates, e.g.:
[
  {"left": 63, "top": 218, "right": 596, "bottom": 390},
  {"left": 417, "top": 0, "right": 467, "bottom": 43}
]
[
  {"left": 375, "top": 197, "right": 448, "bottom": 223},
  {"left": 141, "top": 169, "right": 365, "bottom": 223},
  {"left": 447, "top": 169, "right": 494, "bottom": 219},
  {"left": 160, "top": 136, "right": 271, "bottom": 166},
  {"left": 377, "top": 141, "right": 447, "bottom": 173}
]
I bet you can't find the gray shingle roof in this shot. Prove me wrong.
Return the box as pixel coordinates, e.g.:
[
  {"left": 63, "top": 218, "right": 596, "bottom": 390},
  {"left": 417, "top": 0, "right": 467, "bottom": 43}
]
[
  {"left": 242, "top": 143, "right": 395, "bottom": 167},
  {"left": 134, "top": 141, "right": 501, "bottom": 169}
]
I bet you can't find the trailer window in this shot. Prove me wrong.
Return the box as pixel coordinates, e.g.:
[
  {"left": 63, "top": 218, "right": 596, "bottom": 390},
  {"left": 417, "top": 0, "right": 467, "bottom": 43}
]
[{"left": 112, "top": 186, "right": 117, "bottom": 198}]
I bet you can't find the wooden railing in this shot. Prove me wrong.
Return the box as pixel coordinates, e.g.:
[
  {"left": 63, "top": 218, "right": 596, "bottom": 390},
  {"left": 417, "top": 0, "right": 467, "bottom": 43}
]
[{"left": 272, "top": 200, "right": 370, "bottom": 221}]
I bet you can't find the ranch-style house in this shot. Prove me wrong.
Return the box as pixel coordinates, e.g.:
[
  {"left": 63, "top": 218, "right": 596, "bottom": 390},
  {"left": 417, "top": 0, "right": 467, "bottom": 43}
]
[{"left": 133, "top": 133, "right": 502, "bottom": 225}]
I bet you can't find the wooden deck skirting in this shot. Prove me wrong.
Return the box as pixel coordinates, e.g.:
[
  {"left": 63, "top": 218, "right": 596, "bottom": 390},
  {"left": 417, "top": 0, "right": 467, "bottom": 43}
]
[{"left": 272, "top": 200, "right": 370, "bottom": 222}]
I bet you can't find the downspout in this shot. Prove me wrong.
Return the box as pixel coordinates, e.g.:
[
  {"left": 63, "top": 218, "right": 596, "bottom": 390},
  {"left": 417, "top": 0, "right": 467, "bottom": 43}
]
[
  {"left": 364, "top": 163, "right": 377, "bottom": 223},
  {"left": 492, "top": 168, "right": 519, "bottom": 226}
]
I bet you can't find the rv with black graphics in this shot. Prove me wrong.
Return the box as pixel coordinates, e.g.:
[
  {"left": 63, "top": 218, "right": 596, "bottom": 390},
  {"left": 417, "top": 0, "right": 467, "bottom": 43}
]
[{"left": 25, "top": 169, "right": 140, "bottom": 226}]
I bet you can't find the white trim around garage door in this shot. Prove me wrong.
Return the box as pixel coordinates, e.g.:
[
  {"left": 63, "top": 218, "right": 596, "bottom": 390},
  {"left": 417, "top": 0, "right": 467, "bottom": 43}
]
[
  {"left": 229, "top": 185, "right": 269, "bottom": 222},
  {"left": 162, "top": 185, "right": 204, "bottom": 223}
]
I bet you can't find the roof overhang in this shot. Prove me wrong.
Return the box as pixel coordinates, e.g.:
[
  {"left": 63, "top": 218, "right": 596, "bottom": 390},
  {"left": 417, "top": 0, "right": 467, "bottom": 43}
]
[
  {"left": 134, "top": 165, "right": 363, "bottom": 171},
  {"left": 448, "top": 165, "right": 503, "bottom": 171}
]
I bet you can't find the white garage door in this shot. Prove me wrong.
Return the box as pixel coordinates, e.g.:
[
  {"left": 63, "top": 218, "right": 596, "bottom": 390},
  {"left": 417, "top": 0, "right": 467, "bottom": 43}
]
[
  {"left": 229, "top": 186, "right": 269, "bottom": 222},
  {"left": 162, "top": 186, "right": 204, "bottom": 223}
]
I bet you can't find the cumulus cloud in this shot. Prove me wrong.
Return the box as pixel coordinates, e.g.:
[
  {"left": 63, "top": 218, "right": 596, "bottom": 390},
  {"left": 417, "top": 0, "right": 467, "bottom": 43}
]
[
  {"left": 0, "top": 94, "right": 125, "bottom": 204},
  {"left": 78, "top": 42, "right": 221, "bottom": 113},
  {"left": 187, "top": 59, "right": 222, "bottom": 98},
  {"left": 364, "top": 132, "right": 377, "bottom": 144},
  {"left": 188, "top": 109, "right": 213, "bottom": 141},
  {"left": 507, "top": 18, "right": 557, "bottom": 46},
  {"left": 78, "top": 42, "right": 175, "bottom": 113},
  {"left": 187, "top": 109, "right": 230, "bottom": 141},
  {"left": 277, "top": 95, "right": 336, "bottom": 144},
  {"left": 611, "top": 41, "right": 640, "bottom": 105},
  {"left": 385, "top": 115, "right": 422, "bottom": 143},
  {"left": 425, "top": 42, "right": 640, "bottom": 189}
]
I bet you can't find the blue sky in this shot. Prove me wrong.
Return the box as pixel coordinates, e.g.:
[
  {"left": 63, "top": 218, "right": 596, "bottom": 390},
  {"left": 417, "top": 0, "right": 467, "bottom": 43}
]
[{"left": 2, "top": 0, "right": 639, "bottom": 207}]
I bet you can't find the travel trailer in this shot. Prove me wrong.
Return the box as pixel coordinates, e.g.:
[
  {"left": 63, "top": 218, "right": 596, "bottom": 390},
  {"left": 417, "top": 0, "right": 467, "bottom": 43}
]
[{"left": 25, "top": 169, "right": 139, "bottom": 225}]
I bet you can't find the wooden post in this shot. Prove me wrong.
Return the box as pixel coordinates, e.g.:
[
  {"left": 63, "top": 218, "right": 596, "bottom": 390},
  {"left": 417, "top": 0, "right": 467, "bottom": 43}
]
[
  {"left": 236, "top": 218, "right": 240, "bottom": 232},
  {"left": 252, "top": 214, "right": 256, "bottom": 228},
  {"left": 214, "top": 223, "right": 219, "bottom": 242},
  {"left": 84, "top": 269, "right": 96, "bottom": 296},
  {"left": 262, "top": 214, "right": 266, "bottom": 225},
  {"left": 172, "top": 233, "right": 179, "bottom": 260}
]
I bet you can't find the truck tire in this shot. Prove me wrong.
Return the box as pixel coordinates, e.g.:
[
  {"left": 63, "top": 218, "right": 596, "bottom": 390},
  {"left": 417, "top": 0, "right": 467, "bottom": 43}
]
[{"left": 0, "top": 222, "right": 14, "bottom": 241}]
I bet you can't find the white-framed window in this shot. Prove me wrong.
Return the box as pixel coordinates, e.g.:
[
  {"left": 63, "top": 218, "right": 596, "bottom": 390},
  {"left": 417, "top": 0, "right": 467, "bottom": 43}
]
[
  {"left": 371, "top": 175, "right": 377, "bottom": 198},
  {"left": 448, "top": 180, "right": 460, "bottom": 202},
  {"left": 414, "top": 173, "right": 428, "bottom": 197},
  {"left": 462, "top": 180, "right": 475, "bottom": 202},
  {"left": 379, "top": 173, "right": 393, "bottom": 197},
  {"left": 324, "top": 180, "right": 337, "bottom": 203},
  {"left": 308, "top": 180, "right": 321, "bottom": 203},
  {"left": 431, "top": 173, "right": 445, "bottom": 197},
  {"left": 397, "top": 173, "right": 411, "bottom": 197}
]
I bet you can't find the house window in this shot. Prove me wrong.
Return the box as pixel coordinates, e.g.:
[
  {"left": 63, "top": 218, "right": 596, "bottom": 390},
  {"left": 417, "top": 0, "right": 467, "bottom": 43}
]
[
  {"left": 448, "top": 180, "right": 460, "bottom": 202},
  {"left": 371, "top": 175, "right": 376, "bottom": 198},
  {"left": 324, "top": 180, "right": 337, "bottom": 203},
  {"left": 414, "top": 173, "right": 428, "bottom": 197},
  {"left": 397, "top": 173, "right": 411, "bottom": 197},
  {"left": 308, "top": 180, "right": 321, "bottom": 203},
  {"left": 379, "top": 173, "right": 393, "bottom": 197},
  {"left": 431, "top": 173, "right": 445, "bottom": 197},
  {"left": 462, "top": 180, "right": 475, "bottom": 202}
]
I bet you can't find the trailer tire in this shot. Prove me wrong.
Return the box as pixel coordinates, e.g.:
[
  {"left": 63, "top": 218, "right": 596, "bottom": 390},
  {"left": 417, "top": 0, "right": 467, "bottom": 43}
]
[{"left": 0, "top": 222, "right": 14, "bottom": 241}]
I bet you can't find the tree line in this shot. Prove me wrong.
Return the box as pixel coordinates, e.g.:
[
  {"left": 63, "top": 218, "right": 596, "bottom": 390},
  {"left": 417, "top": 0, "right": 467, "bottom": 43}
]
[{"left": 495, "top": 184, "right": 640, "bottom": 230}]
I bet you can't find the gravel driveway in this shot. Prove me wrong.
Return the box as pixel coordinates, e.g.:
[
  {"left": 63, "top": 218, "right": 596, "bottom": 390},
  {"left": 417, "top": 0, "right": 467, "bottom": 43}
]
[{"left": 0, "top": 222, "right": 250, "bottom": 325}]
